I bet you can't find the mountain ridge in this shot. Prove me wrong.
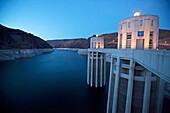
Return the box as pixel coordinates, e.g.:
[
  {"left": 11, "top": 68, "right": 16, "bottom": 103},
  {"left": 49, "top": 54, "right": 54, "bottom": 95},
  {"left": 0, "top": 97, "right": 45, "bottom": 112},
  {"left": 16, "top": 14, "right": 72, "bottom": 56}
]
[
  {"left": 47, "top": 30, "right": 170, "bottom": 49},
  {"left": 0, "top": 24, "right": 52, "bottom": 49}
]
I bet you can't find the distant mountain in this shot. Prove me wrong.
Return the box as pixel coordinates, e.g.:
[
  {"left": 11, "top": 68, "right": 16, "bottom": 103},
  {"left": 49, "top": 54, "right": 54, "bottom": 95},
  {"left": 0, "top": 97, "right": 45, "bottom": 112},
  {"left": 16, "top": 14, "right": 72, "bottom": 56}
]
[
  {"left": 47, "top": 33, "right": 118, "bottom": 49},
  {"left": 0, "top": 24, "right": 52, "bottom": 49},
  {"left": 47, "top": 30, "right": 170, "bottom": 49},
  {"left": 47, "top": 38, "right": 89, "bottom": 48}
]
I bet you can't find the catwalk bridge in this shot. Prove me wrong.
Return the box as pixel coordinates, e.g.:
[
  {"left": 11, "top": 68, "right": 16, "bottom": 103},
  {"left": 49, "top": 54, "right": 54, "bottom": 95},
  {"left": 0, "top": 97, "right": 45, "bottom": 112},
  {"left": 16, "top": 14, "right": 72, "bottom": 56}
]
[
  {"left": 88, "top": 49, "right": 170, "bottom": 82},
  {"left": 85, "top": 49, "right": 170, "bottom": 113}
]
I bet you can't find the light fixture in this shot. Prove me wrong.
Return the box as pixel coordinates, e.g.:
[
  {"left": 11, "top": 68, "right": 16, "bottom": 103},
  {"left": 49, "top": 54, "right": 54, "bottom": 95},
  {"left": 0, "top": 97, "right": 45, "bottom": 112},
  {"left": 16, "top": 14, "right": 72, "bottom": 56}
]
[{"left": 134, "top": 11, "right": 140, "bottom": 16}]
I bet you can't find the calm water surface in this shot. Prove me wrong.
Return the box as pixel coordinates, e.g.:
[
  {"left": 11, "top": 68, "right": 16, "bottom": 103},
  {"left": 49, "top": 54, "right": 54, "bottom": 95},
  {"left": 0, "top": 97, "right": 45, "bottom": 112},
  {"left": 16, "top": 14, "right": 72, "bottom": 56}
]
[{"left": 0, "top": 50, "right": 109, "bottom": 113}]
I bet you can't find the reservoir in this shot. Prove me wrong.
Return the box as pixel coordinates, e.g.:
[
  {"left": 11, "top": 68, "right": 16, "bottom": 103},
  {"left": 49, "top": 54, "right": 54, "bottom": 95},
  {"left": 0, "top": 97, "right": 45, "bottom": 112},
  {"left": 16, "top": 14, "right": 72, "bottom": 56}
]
[{"left": 0, "top": 50, "right": 109, "bottom": 113}]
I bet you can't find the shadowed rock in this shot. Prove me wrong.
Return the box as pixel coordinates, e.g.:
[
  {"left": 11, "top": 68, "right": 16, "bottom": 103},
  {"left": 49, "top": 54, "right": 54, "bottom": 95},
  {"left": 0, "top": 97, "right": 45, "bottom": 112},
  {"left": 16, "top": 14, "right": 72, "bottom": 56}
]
[{"left": 0, "top": 24, "right": 52, "bottom": 49}]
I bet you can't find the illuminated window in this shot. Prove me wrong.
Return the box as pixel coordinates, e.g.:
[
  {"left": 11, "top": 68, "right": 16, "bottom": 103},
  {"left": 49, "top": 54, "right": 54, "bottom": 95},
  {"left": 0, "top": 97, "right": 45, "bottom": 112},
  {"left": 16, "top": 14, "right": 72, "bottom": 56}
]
[
  {"left": 128, "top": 22, "right": 130, "bottom": 28},
  {"left": 151, "top": 20, "right": 154, "bottom": 26},
  {"left": 140, "top": 20, "right": 143, "bottom": 26},
  {"left": 138, "top": 31, "right": 144, "bottom": 37},
  {"left": 98, "top": 43, "right": 100, "bottom": 48},
  {"left": 126, "top": 33, "right": 131, "bottom": 48}
]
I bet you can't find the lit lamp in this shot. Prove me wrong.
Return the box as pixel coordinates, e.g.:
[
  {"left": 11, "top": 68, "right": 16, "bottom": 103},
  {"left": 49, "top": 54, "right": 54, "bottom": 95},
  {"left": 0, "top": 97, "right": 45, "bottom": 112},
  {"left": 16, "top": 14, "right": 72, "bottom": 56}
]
[{"left": 134, "top": 11, "right": 140, "bottom": 16}]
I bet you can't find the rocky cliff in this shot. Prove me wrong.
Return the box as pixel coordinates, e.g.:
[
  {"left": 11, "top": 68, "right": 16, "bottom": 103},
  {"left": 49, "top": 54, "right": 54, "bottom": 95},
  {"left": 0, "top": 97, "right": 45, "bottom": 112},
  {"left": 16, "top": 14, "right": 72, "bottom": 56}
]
[
  {"left": 0, "top": 24, "right": 52, "bottom": 49},
  {"left": 0, "top": 24, "right": 53, "bottom": 60},
  {"left": 47, "top": 30, "right": 170, "bottom": 49}
]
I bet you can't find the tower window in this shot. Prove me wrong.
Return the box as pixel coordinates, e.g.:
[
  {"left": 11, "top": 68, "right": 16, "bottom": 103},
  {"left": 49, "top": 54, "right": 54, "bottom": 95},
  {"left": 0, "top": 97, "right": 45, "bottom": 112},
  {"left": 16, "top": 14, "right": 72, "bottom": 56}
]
[
  {"left": 128, "top": 22, "right": 130, "bottom": 28},
  {"left": 94, "top": 42, "right": 96, "bottom": 48},
  {"left": 150, "top": 31, "right": 154, "bottom": 37},
  {"left": 149, "top": 31, "right": 154, "bottom": 49},
  {"left": 98, "top": 43, "right": 100, "bottom": 48},
  {"left": 126, "top": 33, "right": 131, "bottom": 48},
  {"left": 138, "top": 31, "right": 144, "bottom": 37},
  {"left": 119, "top": 34, "right": 122, "bottom": 48},
  {"left": 91, "top": 42, "right": 93, "bottom": 48},
  {"left": 140, "top": 20, "right": 143, "bottom": 26},
  {"left": 151, "top": 20, "right": 154, "bottom": 26},
  {"left": 127, "top": 33, "right": 132, "bottom": 39}
]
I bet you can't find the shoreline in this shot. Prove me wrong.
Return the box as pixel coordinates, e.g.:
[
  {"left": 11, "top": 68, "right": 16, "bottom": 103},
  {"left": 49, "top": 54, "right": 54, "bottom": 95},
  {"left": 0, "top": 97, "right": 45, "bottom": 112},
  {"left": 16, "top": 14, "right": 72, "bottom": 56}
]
[
  {"left": 54, "top": 48, "right": 88, "bottom": 55},
  {"left": 54, "top": 48, "right": 81, "bottom": 51},
  {"left": 0, "top": 48, "right": 54, "bottom": 61}
]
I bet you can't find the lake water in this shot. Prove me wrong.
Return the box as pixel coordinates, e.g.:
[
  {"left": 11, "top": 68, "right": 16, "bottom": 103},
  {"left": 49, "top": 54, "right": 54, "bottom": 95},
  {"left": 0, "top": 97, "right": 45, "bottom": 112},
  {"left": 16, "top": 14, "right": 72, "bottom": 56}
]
[{"left": 0, "top": 50, "right": 109, "bottom": 113}]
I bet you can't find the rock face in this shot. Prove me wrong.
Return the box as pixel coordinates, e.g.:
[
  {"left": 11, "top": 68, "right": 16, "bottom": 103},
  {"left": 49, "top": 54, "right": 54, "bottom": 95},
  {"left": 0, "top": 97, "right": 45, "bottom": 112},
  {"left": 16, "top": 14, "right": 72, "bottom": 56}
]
[
  {"left": 159, "top": 30, "right": 170, "bottom": 50},
  {"left": 47, "top": 30, "right": 170, "bottom": 49},
  {"left": 0, "top": 24, "right": 52, "bottom": 49},
  {"left": 159, "top": 29, "right": 170, "bottom": 39},
  {"left": 0, "top": 24, "right": 53, "bottom": 60}
]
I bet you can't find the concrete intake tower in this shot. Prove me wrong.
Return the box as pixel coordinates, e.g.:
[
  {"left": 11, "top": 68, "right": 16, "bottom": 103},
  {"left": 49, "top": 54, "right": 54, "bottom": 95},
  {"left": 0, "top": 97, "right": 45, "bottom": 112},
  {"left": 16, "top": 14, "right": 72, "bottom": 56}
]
[{"left": 86, "top": 11, "right": 170, "bottom": 113}]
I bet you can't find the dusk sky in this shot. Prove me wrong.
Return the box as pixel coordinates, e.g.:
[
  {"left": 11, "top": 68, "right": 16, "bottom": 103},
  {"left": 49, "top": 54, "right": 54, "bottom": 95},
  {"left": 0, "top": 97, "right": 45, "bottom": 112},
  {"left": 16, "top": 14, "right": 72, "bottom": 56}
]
[{"left": 0, "top": 0, "right": 170, "bottom": 40}]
